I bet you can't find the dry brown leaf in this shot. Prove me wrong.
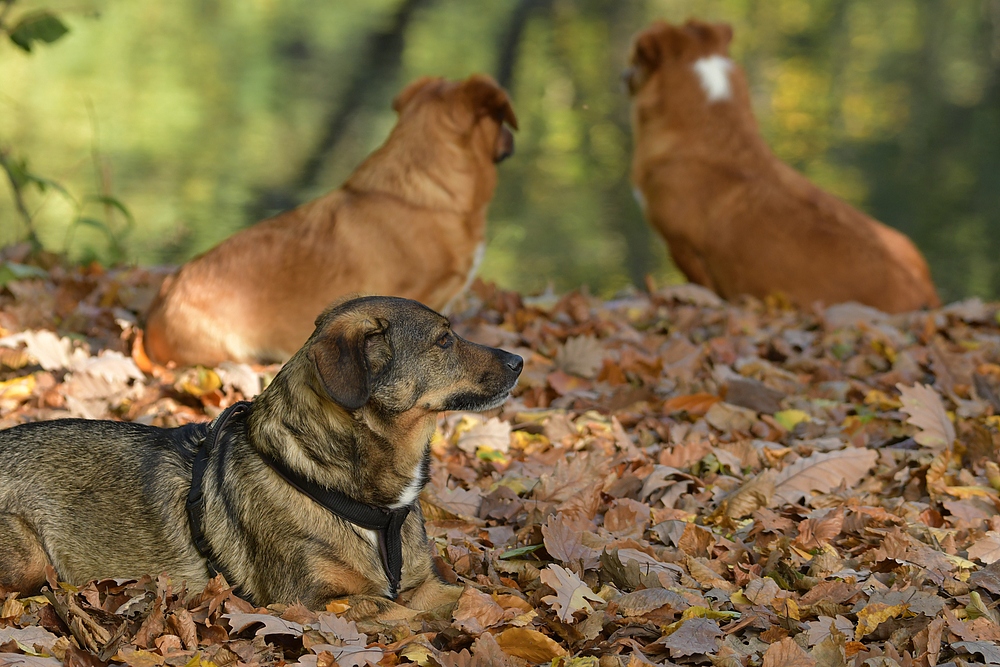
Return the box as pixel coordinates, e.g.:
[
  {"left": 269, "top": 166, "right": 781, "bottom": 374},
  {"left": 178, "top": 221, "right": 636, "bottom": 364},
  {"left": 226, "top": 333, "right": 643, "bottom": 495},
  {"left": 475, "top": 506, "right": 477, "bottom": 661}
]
[
  {"left": 773, "top": 448, "right": 878, "bottom": 505},
  {"left": 896, "top": 383, "right": 955, "bottom": 449},
  {"left": 659, "top": 617, "right": 722, "bottom": 658},
  {"left": 494, "top": 628, "right": 566, "bottom": 662},
  {"left": 554, "top": 335, "right": 604, "bottom": 379},
  {"left": 539, "top": 564, "right": 603, "bottom": 623},
  {"left": 541, "top": 513, "right": 600, "bottom": 569},
  {"left": 456, "top": 417, "right": 511, "bottom": 455},
  {"left": 452, "top": 588, "right": 505, "bottom": 634},
  {"left": 762, "top": 637, "right": 817, "bottom": 667},
  {"left": 967, "top": 531, "right": 1000, "bottom": 564},
  {"left": 713, "top": 469, "right": 776, "bottom": 521}
]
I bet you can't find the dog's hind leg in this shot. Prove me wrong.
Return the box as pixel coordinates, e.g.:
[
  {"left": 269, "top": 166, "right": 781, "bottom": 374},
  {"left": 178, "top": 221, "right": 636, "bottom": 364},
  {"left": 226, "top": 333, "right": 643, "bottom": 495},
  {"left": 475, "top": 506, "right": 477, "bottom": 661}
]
[{"left": 0, "top": 514, "right": 50, "bottom": 595}]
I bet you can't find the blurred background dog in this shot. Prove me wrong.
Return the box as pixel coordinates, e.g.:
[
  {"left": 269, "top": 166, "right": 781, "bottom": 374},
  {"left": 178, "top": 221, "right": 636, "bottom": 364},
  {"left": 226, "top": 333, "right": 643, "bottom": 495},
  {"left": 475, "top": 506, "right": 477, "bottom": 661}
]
[
  {"left": 144, "top": 75, "right": 517, "bottom": 366},
  {"left": 626, "top": 19, "right": 939, "bottom": 312}
]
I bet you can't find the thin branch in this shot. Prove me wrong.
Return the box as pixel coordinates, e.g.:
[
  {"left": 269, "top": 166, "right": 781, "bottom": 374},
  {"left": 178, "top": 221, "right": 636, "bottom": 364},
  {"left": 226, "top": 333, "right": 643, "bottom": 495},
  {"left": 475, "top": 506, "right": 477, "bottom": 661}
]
[{"left": 0, "top": 147, "right": 40, "bottom": 249}]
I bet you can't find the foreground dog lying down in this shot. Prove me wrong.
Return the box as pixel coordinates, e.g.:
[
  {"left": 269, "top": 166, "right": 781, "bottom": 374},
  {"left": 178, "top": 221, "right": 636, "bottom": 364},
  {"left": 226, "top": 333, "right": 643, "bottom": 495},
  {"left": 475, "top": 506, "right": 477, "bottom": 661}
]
[
  {"left": 0, "top": 296, "right": 523, "bottom": 617},
  {"left": 626, "top": 20, "right": 939, "bottom": 313},
  {"left": 145, "top": 74, "right": 518, "bottom": 367}
]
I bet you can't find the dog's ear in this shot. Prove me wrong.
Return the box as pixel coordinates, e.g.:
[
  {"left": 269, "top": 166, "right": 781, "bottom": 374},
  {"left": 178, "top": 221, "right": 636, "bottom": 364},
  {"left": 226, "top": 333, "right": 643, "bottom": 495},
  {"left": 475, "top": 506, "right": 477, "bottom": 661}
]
[
  {"left": 309, "top": 316, "right": 389, "bottom": 411},
  {"left": 462, "top": 75, "right": 519, "bottom": 130},
  {"left": 393, "top": 76, "right": 440, "bottom": 114},
  {"left": 631, "top": 25, "right": 663, "bottom": 70}
]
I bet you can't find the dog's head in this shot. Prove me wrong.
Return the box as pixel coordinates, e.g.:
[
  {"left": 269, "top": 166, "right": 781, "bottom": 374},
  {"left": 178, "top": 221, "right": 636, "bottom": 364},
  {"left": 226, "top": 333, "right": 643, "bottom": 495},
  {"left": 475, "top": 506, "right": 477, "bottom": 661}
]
[
  {"left": 624, "top": 19, "right": 738, "bottom": 125},
  {"left": 305, "top": 296, "right": 522, "bottom": 415},
  {"left": 392, "top": 74, "right": 518, "bottom": 163}
]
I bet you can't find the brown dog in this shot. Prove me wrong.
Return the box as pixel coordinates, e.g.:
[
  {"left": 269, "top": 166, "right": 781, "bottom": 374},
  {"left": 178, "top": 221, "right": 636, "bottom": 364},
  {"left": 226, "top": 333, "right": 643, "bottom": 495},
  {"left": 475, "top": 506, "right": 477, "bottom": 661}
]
[
  {"left": 626, "top": 20, "right": 939, "bottom": 313},
  {"left": 144, "top": 74, "right": 517, "bottom": 366},
  {"left": 1, "top": 296, "right": 523, "bottom": 617}
]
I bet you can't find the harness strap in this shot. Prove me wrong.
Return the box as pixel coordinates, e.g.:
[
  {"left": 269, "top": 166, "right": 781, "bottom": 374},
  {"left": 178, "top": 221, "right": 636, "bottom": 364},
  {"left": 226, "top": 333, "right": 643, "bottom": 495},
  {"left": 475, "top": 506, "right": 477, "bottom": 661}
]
[
  {"left": 259, "top": 450, "right": 412, "bottom": 599},
  {"left": 186, "top": 401, "right": 413, "bottom": 600}
]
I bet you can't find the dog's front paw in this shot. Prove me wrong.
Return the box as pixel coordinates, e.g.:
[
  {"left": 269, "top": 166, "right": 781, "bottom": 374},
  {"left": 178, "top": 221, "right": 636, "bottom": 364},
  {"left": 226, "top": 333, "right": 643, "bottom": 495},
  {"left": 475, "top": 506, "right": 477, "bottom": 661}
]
[
  {"left": 399, "top": 579, "right": 463, "bottom": 612},
  {"left": 343, "top": 594, "right": 418, "bottom": 623}
]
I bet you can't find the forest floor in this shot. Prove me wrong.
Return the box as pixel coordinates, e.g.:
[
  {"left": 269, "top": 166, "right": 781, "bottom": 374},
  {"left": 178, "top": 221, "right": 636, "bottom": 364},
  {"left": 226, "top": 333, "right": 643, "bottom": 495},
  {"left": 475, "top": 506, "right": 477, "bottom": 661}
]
[{"left": 1, "top": 245, "right": 1000, "bottom": 667}]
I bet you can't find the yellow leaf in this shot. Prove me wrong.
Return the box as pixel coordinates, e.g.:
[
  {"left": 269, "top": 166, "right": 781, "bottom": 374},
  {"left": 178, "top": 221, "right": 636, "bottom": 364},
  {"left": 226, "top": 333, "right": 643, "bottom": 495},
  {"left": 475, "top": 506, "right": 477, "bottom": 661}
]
[
  {"left": 681, "top": 606, "right": 741, "bottom": 621},
  {"left": 0, "top": 374, "right": 35, "bottom": 401},
  {"left": 943, "top": 485, "right": 998, "bottom": 500},
  {"left": 179, "top": 367, "right": 221, "bottom": 397},
  {"left": 855, "top": 602, "right": 908, "bottom": 639},
  {"left": 864, "top": 389, "right": 900, "bottom": 410},
  {"left": 399, "top": 643, "right": 434, "bottom": 666},
  {"left": 495, "top": 628, "right": 566, "bottom": 662},
  {"left": 774, "top": 409, "right": 810, "bottom": 431},
  {"left": 870, "top": 340, "right": 897, "bottom": 364},
  {"left": 772, "top": 596, "right": 799, "bottom": 621}
]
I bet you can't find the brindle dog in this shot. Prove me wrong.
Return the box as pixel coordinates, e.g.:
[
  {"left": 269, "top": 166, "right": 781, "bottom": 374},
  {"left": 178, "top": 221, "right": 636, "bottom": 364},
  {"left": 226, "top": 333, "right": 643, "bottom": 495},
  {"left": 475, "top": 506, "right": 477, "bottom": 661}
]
[{"left": 0, "top": 296, "right": 522, "bottom": 617}]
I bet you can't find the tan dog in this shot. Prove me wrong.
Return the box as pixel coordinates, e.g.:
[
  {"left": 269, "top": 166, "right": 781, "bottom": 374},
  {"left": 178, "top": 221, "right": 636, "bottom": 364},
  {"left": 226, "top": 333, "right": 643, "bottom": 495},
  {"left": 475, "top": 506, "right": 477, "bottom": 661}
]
[
  {"left": 1, "top": 296, "right": 523, "bottom": 617},
  {"left": 626, "top": 20, "right": 939, "bottom": 313},
  {"left": 145, "top": 75, "right": 517, "bottom": 366}
]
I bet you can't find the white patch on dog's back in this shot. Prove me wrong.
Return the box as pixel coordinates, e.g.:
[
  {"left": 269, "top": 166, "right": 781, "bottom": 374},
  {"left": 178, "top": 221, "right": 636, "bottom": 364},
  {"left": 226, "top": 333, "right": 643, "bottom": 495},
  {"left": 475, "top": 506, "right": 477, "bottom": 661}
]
[
  {"left": 390, "top": 460, "right": 424, "bottom": 509},
  {"left": 443, "top": 241, "right": 486, "bottom": 314},
  {"left": 692, "top": 55, "right": 734, "bottom": 102}
]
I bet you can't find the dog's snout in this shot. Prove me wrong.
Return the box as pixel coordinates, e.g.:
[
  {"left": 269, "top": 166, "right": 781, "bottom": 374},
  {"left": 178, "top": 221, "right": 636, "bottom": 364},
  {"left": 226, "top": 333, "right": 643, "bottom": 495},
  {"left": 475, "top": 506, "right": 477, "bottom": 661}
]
[{"left": 507, "top": 354, "right": 523, "bottom": 374}]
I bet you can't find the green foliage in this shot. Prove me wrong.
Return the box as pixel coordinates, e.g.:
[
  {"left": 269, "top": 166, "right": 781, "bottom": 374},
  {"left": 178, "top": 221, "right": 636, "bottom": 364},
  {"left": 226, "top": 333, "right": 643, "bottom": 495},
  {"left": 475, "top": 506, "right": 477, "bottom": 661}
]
[
  {"left": 0, "top": 0, "right": 998, "bottom": 300},
  {"left": 7, "top": 9, "right": 67, "bottom": 51}
]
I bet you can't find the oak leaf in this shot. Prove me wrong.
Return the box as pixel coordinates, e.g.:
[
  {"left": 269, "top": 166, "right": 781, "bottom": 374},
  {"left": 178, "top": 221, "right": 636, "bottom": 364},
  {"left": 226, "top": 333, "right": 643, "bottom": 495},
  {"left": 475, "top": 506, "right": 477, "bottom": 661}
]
[{"left": 539, "top": 564, "right": 603, "bottom": 623}]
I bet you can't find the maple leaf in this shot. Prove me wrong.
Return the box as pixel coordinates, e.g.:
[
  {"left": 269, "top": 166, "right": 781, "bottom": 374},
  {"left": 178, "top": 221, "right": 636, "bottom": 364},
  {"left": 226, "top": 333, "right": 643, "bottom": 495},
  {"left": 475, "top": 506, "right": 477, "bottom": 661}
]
[
  {"left": 539, "top": 564, "right": 604, "bottom": 623},
  {"left": 896, "top": 382, "right": 955, "bottom": 449}
]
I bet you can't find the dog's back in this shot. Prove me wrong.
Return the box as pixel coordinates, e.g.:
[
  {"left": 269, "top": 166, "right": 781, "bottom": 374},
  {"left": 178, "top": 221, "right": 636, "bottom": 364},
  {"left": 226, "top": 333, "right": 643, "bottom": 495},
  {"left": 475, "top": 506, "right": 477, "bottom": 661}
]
[
  {"left": 627, "top": 20, "right": 939, "bottom": 313},
  {"left": 0, "top": 420, "right": 208, "bottom": 592}
]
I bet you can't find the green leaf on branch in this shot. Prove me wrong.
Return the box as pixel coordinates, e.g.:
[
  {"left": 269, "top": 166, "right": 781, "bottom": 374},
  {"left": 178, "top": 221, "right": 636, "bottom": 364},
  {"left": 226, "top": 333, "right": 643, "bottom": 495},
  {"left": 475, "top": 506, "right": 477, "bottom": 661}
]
[{"left": 9, "top": 11, "right": 69, "bottom": 52}]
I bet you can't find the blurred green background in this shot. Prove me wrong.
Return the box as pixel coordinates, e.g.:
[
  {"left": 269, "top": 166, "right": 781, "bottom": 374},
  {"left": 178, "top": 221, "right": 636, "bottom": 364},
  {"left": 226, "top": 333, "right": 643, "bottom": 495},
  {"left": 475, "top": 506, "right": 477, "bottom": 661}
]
[{"left": 2, "top": 0, "right": 999, "bottom": 302}]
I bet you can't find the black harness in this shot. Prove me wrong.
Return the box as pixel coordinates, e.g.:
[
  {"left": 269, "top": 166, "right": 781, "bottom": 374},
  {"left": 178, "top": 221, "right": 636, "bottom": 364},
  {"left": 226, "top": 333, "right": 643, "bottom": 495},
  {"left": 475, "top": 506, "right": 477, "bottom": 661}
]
[{"left": 185, "top": 401, "right": 414, "bottom": 600}]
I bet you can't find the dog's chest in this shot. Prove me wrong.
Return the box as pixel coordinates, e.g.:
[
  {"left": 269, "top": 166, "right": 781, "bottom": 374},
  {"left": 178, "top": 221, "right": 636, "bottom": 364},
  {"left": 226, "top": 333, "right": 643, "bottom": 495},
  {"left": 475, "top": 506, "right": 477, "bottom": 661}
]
[{"left": 390, "top": 460, "right": 425, "bottom": 509}]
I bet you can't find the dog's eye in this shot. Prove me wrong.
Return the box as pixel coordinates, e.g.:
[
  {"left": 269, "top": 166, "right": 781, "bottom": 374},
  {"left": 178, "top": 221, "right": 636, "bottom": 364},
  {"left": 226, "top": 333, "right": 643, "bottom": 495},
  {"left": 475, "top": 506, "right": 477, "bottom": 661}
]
[{"left": 436, "top": 332, "right": 453, "bottom": 349}]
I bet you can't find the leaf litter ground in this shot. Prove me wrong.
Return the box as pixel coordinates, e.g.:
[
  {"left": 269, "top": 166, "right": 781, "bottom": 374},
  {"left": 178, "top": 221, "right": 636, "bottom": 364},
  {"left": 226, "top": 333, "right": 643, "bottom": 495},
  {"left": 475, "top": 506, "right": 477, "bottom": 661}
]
[{"left": 2, "top": 250, "right": 1000, "bottom": 667}]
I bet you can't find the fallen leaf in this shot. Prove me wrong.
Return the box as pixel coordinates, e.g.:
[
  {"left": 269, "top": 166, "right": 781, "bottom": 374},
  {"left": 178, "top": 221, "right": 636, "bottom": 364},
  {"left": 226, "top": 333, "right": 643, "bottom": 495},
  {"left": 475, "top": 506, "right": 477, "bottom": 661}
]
[
  {"left": 659, "top": 617, "right": 722, "bottom": 658},
  {"left": 854, "top": 603, "right": 907, "bottom": 640},
  {"left": 555, "top": 335, "right": 604, "bottom": 379},
  {"left": 896, "top": 383, "right": 955, "bottom": 449},
  {"left": 539, "top": 564, "right": 604, "bottom": 623},
  {"left": 452, "top": 588, "right": 505, "bottom": 634},
  {"left": 762, "top": 637, "right": 816, "bottom": 667},
  {"left": 773, "top": 448, "right": 878, "bottom": 505},
  {"left": 223, "top": 613, "right": 303, "bottom": 637},
  {"left": 967, "top": 531, "right": 1000, "bottom": 564},
  {"left": 495, "top": 628, "right": 566, "bottom": 662}
]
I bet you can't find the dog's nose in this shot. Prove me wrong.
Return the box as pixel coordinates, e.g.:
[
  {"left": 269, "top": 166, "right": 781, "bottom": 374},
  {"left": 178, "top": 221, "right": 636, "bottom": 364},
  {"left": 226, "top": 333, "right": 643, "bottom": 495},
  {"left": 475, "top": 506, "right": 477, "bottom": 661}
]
[{"left": 507, "top": 355, "right": 523, "bottom": 374}]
